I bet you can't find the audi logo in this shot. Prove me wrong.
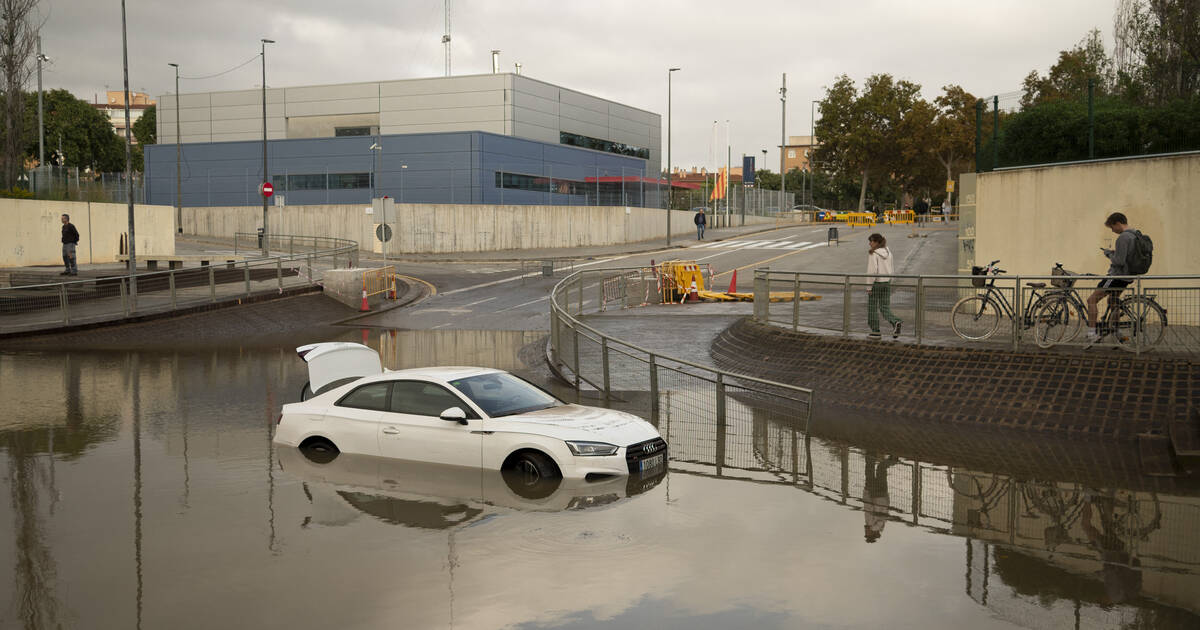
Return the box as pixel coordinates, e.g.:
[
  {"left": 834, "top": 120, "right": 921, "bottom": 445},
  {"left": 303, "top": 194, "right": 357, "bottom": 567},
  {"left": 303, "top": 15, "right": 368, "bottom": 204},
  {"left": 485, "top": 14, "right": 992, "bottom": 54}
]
[{"left": 643, "top": 443, "right": 659, "bottom": 454}]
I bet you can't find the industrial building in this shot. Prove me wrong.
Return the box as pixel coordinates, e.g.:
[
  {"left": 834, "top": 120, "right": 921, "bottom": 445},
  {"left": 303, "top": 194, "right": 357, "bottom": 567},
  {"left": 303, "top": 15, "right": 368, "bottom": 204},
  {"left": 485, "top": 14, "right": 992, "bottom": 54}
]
[{"left": 145, "top": 73, "right": 666, "bottom": 207}]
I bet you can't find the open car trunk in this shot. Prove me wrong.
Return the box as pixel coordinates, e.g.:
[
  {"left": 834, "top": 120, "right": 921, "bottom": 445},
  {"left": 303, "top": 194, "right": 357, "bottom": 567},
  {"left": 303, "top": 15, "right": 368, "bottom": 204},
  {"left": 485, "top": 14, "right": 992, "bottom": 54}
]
[{"left": 297, "top": 342, "right": 383, "bottom": 400}]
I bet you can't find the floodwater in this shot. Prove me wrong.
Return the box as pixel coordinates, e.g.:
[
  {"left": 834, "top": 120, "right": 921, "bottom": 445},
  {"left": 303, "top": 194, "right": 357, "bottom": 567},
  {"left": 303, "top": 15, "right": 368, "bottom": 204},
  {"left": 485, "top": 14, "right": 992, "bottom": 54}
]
[{"left": 1, "top": 328, "right": 1198, "bottom": 630}]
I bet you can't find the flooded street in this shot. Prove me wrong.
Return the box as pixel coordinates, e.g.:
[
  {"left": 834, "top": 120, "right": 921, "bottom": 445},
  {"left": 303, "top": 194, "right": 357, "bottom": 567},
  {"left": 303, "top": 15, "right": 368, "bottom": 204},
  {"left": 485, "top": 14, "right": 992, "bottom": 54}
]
[{"left": 1, "top": 329, "right": 1198, "bottom": 629}]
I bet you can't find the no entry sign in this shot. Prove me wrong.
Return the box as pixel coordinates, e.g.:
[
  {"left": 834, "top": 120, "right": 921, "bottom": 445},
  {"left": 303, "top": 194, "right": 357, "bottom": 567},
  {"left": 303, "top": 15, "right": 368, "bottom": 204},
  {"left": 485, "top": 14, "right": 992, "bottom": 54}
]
[{"left": 260, "top": 182, "right": 274, "bottom": 197}]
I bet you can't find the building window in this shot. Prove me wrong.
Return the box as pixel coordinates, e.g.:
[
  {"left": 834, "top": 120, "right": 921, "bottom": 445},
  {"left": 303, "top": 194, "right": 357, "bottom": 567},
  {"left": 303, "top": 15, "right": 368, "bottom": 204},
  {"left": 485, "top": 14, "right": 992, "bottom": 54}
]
[
  {"left": 335, "top": 126, "right": 372, "bottom": 137},
  {"left": 269, "top": 172, "right": 371, "bottom": 192},
  {"left": 495, "top": 172, "right": 551, "bottom": 193},
  {"left": 787, "top": 150, "right": 796, "bottom": 159},
  {"left": 330, "top": 173, "right": 371, "bottom": 189},
  {"left": 559, "top": 131, "right": 650, "bottom": 160}
]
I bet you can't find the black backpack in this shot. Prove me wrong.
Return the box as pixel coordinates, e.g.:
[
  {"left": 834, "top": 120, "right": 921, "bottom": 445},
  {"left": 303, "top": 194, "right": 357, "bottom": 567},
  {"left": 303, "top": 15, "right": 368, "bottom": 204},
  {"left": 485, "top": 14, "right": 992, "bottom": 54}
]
[{"left": 1127, "top": 230, "right": 1153, "bottom": 275}]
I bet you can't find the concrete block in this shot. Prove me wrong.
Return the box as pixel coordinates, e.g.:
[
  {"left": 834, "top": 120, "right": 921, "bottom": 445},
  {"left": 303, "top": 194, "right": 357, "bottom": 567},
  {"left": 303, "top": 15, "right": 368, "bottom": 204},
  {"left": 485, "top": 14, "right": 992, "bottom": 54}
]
[{"left": 323, "top": 267, "right": 385, "bottom": 310}]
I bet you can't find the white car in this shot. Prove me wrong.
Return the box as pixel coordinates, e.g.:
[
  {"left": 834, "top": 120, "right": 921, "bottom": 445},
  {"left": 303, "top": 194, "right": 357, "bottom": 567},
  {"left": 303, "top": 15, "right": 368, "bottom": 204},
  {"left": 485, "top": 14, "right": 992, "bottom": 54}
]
[{"left": 274, "top": 342, "right": 668, "bottom": 481}]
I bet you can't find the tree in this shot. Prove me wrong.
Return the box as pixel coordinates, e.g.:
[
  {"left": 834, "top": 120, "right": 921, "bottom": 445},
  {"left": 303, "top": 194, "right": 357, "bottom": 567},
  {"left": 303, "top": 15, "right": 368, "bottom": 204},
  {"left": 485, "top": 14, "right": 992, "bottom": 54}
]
[
  {"left": 932, "top": 85, "right": 978, "bottom": 191},
  {"left": 814, "top": 73, "right": 921, "bottom": 210},
  {"left": 1021, "top": 29, "right": 1113, "bottom": 108},
  {"left": 1114, "top": 0, "right": 1200, "bottom": 104},
  {"left": 132, "top": 103, "right": 155, "bottom": 145},
  {"left": 0, "top": 0, "right": 39, "bottom": 187},
  {"left": 22, "top": 89, "right": 124, "bottom": 172}
]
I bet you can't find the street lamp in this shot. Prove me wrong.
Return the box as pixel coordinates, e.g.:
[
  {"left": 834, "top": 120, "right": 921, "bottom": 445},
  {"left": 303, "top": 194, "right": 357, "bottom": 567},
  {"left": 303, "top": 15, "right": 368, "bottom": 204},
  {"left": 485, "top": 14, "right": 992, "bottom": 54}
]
[
  {"left": 168, "top": 63, "right": 182, "bottom": 233},
  {"left": 36, "top": 37, "right": 47, "bottom": 175},
  {"left": 666, "top": 67, "right": 679, "bottom": 246},
  {"left": 260, "top": 38, "right": 275, "bottom": 257},
  {"left": 120, "top": 0, "right": 137, "bottom": 307},
  {"left": 810, "top": 100, "right": 819, "bottom": 206},
  {"left": 369, "top": 141, "right": 381, "bottom": 200}
]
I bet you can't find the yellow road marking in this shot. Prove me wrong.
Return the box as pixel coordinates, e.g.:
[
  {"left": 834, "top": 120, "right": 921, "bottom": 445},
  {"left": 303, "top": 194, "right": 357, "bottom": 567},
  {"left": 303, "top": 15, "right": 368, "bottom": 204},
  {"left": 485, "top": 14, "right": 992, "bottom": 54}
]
[{"left": 395, "top": 274, "right": 437, "bottom": 296}]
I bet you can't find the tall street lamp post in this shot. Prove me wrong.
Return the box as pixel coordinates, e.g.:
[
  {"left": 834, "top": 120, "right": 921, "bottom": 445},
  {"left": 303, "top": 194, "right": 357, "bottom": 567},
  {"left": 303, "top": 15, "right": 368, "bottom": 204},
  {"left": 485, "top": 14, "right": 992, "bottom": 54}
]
[
  {"left": 36, "top": 36, "right": 46, "bottom": 177},
  {"left": 810, "top": 100, "right": 819, "bottom": 206},
  {"left": 369, "top": 141, "right": 381, "bottom": 200},
  {"left": 120, "top": 0, "right": 137, "bottom": 307},
  {"left": 168, "top": 63, "right": 182, "bottom": 233},
  {"left": 260, "top": 38, "right": 274, "bottom": 257},
  {"left": 666, "top": 67, "right": 679, "bottom": 246}
]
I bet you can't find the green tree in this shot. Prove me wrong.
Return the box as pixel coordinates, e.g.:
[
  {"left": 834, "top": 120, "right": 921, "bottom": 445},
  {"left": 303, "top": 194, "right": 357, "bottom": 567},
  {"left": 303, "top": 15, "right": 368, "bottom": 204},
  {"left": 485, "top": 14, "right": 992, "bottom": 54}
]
[
  {"left": 1114, "top": 0, "right": 1200, "bottom": 104},
  {"left": 814, "top": 73, "right": 921, "bottom": 210},
  {"left": 1021, "top": 29, "right": 1114, "bottom": 108},
  {"left": 23, "top": 89, "right": 125, "bottom": 171},
  {"left": 932, "top": 85, "right": 978, "bottom": 190},
  {"left": 132, "top": 103, "right": 155, "bottom": 145}
]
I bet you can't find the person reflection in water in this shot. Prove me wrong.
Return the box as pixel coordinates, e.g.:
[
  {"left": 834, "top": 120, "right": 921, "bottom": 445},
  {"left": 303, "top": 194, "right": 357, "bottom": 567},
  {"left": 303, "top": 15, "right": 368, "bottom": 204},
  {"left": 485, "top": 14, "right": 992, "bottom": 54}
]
[
  {"left": 863, "top": 453, "right": 897, "bottom": 543},
  {"left": 1080, "top": 490, "right": 1159, "bottom": 605}
]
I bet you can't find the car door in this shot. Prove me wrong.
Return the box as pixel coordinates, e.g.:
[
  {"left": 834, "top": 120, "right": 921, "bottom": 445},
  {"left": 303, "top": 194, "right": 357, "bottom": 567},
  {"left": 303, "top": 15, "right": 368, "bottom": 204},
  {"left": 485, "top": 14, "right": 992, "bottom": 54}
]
[
  {"left": 328, "top": 381, "right": 391, "bottom": 455},
  {"left": 378, "top": 380, "right": 482, "bottom": 469}
]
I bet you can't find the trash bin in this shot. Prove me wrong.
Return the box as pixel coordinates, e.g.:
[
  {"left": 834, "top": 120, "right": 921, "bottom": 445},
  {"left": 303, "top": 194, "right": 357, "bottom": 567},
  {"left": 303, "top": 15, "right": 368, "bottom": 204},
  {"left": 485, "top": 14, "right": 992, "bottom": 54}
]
[
  {"left": 257, "top": 227, "right": 264, "bottom": 248},
  {"left": 827, "top": 226, "right": 839, "bottom": 245},
  {"left": 542, "top": 261, "right": 555, "bottom": 277}
]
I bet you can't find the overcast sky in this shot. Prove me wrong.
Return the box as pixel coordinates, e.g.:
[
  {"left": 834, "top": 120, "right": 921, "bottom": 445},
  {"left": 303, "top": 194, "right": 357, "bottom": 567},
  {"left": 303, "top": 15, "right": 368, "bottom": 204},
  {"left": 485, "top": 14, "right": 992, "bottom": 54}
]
[{"left": 42, "top": 0, "right": 1115, "bottom": 170}]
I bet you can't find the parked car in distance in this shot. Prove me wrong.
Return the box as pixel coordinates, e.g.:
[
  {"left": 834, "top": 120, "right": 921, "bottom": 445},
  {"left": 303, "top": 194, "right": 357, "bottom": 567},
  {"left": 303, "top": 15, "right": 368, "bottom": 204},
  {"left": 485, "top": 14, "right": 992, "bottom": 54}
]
[{"left": 275, "top": 343, "right": 668, "bottom": 482}]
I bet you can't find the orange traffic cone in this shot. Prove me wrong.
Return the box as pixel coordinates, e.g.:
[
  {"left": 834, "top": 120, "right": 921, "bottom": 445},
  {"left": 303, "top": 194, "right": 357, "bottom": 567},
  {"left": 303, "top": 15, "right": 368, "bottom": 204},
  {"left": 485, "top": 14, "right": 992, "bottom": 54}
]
[
  {"left": 727, "top": 269, "right": 738, "bottom": 294},
  {"left": 360, "top": 277, "right": 370, "bottom": 312},
  {"left": 686, "top": 280, "right": 700, "bottom": 302}
]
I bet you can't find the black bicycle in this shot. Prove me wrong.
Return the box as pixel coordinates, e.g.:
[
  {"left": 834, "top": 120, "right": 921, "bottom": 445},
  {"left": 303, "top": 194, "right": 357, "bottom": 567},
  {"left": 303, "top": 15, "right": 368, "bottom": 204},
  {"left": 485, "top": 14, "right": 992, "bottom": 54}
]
[
  {"left": 1030, "top": 267, "right": 1167, "bottom": 351},
  {"left": 950, "top": 260, "right": 1064, "bottom": 341}
]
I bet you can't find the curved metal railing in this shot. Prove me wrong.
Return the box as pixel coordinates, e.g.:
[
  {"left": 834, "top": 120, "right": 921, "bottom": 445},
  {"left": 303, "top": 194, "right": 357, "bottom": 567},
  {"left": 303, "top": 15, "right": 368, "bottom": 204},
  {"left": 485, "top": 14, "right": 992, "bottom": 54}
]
[{"left": 0, "top": 234, "right": 359, "bottom": 335}]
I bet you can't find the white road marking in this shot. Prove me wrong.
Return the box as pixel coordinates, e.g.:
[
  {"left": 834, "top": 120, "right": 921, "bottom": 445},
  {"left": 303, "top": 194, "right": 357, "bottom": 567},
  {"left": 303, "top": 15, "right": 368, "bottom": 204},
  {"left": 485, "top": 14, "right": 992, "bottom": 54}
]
[
  {"left": 799, "top": 242, "right": 827, "bottom": 250},
  {"left": 496, "top": 295, "right": 550, "bottom": 313},
  {"left": 461, "top": 296, "right": 497, "bottom": 307},
  {"left": 437, "top": 253, "right": 635, "bottom": 297}
]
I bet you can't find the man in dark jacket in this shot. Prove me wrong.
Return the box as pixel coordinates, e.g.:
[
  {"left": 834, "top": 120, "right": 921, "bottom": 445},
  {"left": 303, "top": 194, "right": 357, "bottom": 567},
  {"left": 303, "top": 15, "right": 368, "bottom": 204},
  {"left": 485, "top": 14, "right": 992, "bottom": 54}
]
[
  {"left": 694, "top": 208, "right": 706, "bottom": 240},
  {"left": 61, "top": 213, "right": 79, "bottom": 275}
]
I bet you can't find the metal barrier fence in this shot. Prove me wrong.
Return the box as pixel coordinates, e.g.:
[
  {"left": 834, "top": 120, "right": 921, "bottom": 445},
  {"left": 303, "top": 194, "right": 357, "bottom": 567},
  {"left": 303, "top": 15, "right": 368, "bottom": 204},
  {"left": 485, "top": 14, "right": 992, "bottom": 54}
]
[
  {"left": 362, "top": 266, "right": 396, "bottom": 298},
  {"left": 0, "top": 234, "right": 358, "bottom": 335},
  {"left": 753, "top": 269, "right": 1200, "bottom": 355},
  {"left": 548, "top": 267, "right": 815, "bottom": 451}
]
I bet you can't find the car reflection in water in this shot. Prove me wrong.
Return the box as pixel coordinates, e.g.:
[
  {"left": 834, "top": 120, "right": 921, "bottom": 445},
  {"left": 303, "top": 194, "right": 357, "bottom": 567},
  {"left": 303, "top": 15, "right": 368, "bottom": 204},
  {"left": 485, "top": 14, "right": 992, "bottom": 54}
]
[{"left": 277, "top": 447, "right": 668, "bottom": 529}]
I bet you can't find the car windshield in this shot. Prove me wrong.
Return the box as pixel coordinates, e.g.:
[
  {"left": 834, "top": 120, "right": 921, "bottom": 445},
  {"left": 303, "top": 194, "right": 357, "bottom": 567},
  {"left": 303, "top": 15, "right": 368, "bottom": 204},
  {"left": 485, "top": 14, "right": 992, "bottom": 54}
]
[{"left": 449, "top": 372, "right": 562, "bottom": 418}]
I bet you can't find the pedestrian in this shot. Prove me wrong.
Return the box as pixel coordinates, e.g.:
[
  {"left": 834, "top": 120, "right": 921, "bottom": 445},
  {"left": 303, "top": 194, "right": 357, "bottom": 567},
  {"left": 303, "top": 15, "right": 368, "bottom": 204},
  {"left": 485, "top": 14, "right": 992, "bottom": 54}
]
[
  {"left": 694, "top": 208, "right": 706, "bottom": 240},
  {"left": 942, "top": 197, "right": 952, "bottom": 218},
  {"left": 862, "top": 452, "right": 896, "bottom": 543},
  {"left": 60, "top": 213, "right": 79, "bottom": 276},
  {"left": 865, "top": 233, "right": 902, "bottom": 339}
]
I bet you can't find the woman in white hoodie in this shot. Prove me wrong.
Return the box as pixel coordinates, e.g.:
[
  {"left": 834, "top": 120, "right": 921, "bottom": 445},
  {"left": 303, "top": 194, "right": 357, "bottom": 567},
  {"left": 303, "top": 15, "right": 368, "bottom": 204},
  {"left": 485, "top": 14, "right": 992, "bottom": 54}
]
[{"left": 866, "top": 233, "right": 902, "bottom": 339}]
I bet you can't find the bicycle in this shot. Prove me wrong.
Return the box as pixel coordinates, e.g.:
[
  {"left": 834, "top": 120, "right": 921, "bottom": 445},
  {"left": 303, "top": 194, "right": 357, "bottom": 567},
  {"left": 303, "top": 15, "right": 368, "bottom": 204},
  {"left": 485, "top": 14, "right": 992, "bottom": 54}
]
[
  {"left": 1030, "top": 268, "right": 1167, "bottom": 351},
  {"left": 949, "top": 260, "right": 1064, "bottom": 341}
]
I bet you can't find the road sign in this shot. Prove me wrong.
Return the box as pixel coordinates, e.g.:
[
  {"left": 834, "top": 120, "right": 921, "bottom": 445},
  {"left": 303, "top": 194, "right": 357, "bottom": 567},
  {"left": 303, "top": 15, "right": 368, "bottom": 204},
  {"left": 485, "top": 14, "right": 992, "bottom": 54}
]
[
  {"left": 946, "top": 180, "right": 955, "bottom": 193},
  {"left": 260, "top": 182, "right": 274, "bottom": 197},
  {"left": 375, "top": 224, "right": 392, "bottom": 243}
]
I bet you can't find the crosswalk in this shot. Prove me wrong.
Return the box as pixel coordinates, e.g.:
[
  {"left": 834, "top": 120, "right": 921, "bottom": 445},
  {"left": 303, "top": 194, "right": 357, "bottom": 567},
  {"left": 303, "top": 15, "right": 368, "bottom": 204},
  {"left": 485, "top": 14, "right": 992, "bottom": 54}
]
[{"left": 693, "top": 239, "right": 828, "bottom": 251}]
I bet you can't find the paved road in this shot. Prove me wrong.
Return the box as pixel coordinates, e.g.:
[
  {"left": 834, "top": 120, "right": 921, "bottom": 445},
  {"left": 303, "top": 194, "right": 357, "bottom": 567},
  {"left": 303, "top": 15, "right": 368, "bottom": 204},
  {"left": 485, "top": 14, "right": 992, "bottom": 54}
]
[{"left": 361, "top": 223, "right": 957, "bottom": 332}]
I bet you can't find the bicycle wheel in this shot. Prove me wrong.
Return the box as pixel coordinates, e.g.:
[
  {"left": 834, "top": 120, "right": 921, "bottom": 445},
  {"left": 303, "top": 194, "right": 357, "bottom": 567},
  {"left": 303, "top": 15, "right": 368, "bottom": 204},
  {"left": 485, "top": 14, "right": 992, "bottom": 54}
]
[
  {"left": 1115, "top": 296, "right": 1167, "bottom": 352},
  {"left": 950, "top": 295, "right": 1002, "bottom": 340},
  {"left": 1032, "top": 294, "right": 1085, "bottom": 348}
]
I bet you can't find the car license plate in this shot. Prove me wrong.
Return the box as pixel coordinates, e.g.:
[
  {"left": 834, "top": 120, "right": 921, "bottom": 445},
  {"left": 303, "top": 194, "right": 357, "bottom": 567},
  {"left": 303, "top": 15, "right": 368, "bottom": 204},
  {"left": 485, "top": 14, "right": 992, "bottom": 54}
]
[{"left": 639, "top": 453, "right": 664, "bottom": 472}]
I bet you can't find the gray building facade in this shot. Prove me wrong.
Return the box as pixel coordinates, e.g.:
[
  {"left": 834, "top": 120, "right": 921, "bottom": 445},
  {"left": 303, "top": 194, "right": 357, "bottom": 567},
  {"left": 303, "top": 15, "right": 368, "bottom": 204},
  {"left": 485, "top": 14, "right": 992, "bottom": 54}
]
[{"left": 146, "top": 73, "right": 663, "bottom": 207}]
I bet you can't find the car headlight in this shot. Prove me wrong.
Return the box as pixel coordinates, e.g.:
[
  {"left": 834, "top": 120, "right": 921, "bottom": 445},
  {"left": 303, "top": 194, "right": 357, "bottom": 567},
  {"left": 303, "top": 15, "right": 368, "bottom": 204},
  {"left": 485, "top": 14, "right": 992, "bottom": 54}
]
[{"left": 566, "top": 441, "right": 619, "bottom": 456}]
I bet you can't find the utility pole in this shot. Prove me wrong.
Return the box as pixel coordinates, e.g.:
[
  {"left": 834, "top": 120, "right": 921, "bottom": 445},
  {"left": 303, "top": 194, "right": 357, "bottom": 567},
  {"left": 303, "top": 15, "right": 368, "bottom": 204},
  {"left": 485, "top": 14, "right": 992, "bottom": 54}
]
[
  {"left": 442, "top": 0, "right": 452, "bottom": 76},
  {"left": 121, "top": 0, "right": 137, "bottom": 307},
  {"left": 725, "top": 120, "right": 731, "bottom": 226},
  {"left": 261, "top": 38, "right": 274, "bottom": 257},
  {"left": 667, "top": 67, "right": 679, "bottom": 246},
  {"left": 36, "top": 36, "right": 45, "bottom": 172},
  {"left": 780, "top": 73, "right": 787, "bottom": 212},
  {"left": 168, "top": 63, "right": 182, "bottom": 233}
]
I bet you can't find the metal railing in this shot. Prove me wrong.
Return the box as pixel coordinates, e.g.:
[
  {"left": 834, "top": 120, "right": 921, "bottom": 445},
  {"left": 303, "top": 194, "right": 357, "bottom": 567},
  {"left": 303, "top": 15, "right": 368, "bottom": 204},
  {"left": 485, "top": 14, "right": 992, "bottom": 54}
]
[
  {"left": 0, "top": 234, "right": 359, "bottom": 335},
  {"left": 548, "top": 267, "right": 815, "bottom": 459},
  {"left": 753, "top": 269, "right": 1200, "bottom": 355}
]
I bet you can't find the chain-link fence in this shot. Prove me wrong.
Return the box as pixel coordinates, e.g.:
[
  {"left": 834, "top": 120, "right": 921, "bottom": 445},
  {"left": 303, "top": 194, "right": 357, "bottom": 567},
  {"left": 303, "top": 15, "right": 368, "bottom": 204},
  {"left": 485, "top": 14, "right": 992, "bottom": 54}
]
[
  {"left": 754, "top": 269, "right": 1200, "bottom": 355},
  {"left": 0, "top": 234, "right": 358, "bottom": 335},
  {"left": 22, "top": 166, "right": 145, "bottom": 203},
  {"left": 975, "top": 88, "right": 1200, "bottom": 172}
]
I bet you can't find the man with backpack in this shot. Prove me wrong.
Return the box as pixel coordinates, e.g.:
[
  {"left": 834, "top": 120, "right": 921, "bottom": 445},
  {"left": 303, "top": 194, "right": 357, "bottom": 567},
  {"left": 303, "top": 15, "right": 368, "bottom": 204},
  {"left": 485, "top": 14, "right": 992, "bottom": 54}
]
[{"left": 1087, "top": 212, "right": 1153, "bottom": 342}]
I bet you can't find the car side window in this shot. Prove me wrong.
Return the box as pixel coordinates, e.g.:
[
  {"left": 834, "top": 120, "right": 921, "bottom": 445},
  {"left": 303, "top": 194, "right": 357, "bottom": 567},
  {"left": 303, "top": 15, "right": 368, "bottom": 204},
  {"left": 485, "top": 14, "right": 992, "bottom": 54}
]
[
  {"left": 390, "top": 381, "right": 477, "bottom": 418},
  {"left": 336, "top": 382, "right": 391, "bottom": 411}
]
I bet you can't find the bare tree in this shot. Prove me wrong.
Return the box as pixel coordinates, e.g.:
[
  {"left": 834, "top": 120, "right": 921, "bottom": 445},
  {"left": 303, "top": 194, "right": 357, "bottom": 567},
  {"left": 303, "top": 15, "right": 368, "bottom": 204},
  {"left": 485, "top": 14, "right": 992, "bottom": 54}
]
[{"left": 0, "top": 0, "right": 39, "bottom": 189}]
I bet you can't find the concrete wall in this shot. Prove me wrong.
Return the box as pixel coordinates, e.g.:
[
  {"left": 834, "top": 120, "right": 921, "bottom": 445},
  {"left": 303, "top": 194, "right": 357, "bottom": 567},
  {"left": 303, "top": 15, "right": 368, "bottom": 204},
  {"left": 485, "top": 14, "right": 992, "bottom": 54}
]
[
  {"left": 182, "top": 203, "right": 779, "bottom": 254},
  {"left": 973, "top": 153, "right": 1200, "bottom": 278},
  {"left": 0, "top": 199, "right": 175, "bottom": 267}
]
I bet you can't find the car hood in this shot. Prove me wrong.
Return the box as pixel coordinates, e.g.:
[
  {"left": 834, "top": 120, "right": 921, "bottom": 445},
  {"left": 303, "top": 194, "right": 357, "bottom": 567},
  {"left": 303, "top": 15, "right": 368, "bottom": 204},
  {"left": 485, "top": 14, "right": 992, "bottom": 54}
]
[{"left": 488, "top": 404, "right": 660, "bottom": 445}]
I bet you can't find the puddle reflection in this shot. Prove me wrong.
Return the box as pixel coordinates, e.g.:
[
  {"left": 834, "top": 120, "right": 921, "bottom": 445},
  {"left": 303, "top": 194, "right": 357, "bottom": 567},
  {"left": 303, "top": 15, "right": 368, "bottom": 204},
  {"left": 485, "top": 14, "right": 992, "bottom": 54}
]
[{"left": 0, "top": 327, "right": 1196, "bottom": 629}]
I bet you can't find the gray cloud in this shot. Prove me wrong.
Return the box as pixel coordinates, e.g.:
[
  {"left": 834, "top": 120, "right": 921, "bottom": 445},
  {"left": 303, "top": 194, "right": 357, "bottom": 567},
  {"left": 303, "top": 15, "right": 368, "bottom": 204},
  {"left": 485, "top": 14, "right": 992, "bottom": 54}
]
[{"left": 40, "top": 0, "right": 1113, "bottom": 169}]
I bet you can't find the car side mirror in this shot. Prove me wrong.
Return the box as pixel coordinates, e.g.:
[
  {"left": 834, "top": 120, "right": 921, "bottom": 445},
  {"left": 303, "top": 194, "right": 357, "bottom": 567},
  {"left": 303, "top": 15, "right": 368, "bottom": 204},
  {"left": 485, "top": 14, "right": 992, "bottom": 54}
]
[{"left": 440, "top": 407, "right": 469, "bottom": 425}]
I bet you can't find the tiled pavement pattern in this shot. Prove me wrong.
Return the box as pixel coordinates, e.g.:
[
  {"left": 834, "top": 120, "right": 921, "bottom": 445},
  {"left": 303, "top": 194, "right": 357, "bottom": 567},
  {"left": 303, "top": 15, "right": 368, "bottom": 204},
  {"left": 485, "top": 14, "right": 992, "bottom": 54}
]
[{"left": 711, "top": 318, "right": 1196, "bottom": 442}]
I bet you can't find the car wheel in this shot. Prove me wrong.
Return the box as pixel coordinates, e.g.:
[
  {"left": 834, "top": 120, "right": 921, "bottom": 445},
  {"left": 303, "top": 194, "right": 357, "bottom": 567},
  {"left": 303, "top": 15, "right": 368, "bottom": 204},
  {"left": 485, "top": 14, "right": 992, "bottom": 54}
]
[
  {"left": 503, "top": 450, "right": 561, "bottom": 486},
  {"left": 299, "top": 437, "right": 339, "bottom": 464}
]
